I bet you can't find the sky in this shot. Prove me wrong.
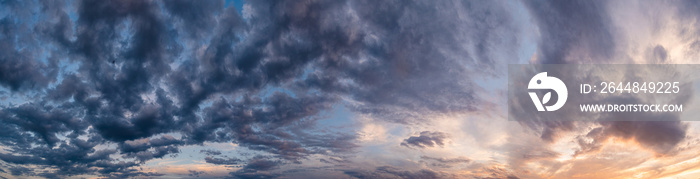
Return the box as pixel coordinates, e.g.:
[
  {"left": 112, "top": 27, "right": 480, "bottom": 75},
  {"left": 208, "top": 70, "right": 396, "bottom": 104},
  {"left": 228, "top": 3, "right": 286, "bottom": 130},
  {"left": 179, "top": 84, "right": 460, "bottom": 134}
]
[{"left": 2, "top": 0, "right": 700, "bottom": 178}]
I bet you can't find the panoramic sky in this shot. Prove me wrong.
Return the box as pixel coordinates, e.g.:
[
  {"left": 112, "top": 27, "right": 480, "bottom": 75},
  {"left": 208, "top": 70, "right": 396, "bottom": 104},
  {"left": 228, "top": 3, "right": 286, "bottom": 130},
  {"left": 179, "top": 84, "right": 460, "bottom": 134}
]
[{"left": 3, "top": 0, "right": 700, "bottom": 178}]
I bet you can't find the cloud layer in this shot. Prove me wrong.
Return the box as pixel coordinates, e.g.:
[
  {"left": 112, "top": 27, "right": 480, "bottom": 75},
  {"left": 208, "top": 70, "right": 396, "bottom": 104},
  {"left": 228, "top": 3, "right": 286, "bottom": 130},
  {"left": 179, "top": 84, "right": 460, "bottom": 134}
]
[{"left": 1, "top": 0, "right": 700, "bottom": 178}]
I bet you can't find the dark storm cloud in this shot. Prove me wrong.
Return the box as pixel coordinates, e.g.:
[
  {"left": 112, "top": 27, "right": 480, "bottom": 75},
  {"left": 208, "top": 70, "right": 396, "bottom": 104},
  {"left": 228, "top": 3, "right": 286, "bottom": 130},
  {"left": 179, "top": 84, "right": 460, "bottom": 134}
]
[
  {"left": 0, "top": 104, "right": 87, "bottom": 147},
  {"left": 36, "top": 0, "right": 74, "bottom": 48},
  {"left": 70, "top": 0, "right": 183, "bottom": 144},
  {"left": 164, "top": 0, "right": 224, "bottom": 39},
  {"left": 0, "top": 0, "right": 189, "bottom": 177},
  {"left": 401, "top": 131, "right": 448, "bottom": 148},
  {"left": 0, "top": 0, "right": 521, "bottom": 178},
  {"left": 0, "top": 18, "right": 58, "bottom": 91}
]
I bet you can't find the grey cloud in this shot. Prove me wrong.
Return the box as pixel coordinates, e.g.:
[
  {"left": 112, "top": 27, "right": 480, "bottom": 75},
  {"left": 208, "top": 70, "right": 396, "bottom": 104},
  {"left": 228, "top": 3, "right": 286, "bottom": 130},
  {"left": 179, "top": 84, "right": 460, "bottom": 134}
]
[
  {"left": 205, "top": 156, "right": 241, "bottom": 165},
  {"left": 188, "top": 170, "right": 205, "bottom": 177},
  {"left": 8, "top": 166, "right": 34, "bottom": 176},
  {"left": 127, "top": 145, "right": 179, "bottom": 162},
  {"left": 342, "top": 170, "right": 381, "bottom": 179},
  {"left": 401, "top": 131, "right": 448, "bottom": 148},
  {"left": 319, "top": 159, "right": 332, "bottom": 164},
  {"left": 118, "top": 135, "right": 183, "bottom": 154},
  {"left": 420, "top": 156, "right": 471, "bottom": 164},
  {"left": 231, "top": 155, "right": 283, "bottom": 179},
  {"left": 290, "top": 0, "right": 519, "bottom": 122},
  {"left": 200, "top": 149, "right": 222, "bottom": 156},
  {"left": 508, "top": 1, "right": 697, "bottom": 174},
  {"left": 577, "top": 121, "right": 688, "bottom": 155},
  {"left": 652, "top": 45, "right": 668, "bottom": 62},
  {"left": 319, "top": 157, "right": 349, "bottom": 164},
  {"left": 183, "top": 92, "right": 354, "bottom": 163},
  {"left": 343, "top": 166, "right": 452, "bottom": 179},
  {"left": 471, "top": 166, "right": 520, "bottom": 179},
  {"left": 0, "top": 0, "right": 526, "bottom": 178},
  {"left": 510, "top": 65, "right": 692, "bottom": 157},
  {"left": 164, "top": 0, "right": 224, "bottom": 39},
  {"left": 243, "top": 156, "right": 281, "bottom": 171},
  {"left": 524, "top": 0, "right": 617, "bottom": 63},
  {"left": 421, "top": 156, "right": 471, "bottom": 168},
  {"left": 0, "top": 19, "right": 58, "bottom": 91},
  {"left": 0, "top": 104, "right": 87, "bottom": 147},
  {"left": 375, "top": 166, "right": 442, "bottom": 179}
]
